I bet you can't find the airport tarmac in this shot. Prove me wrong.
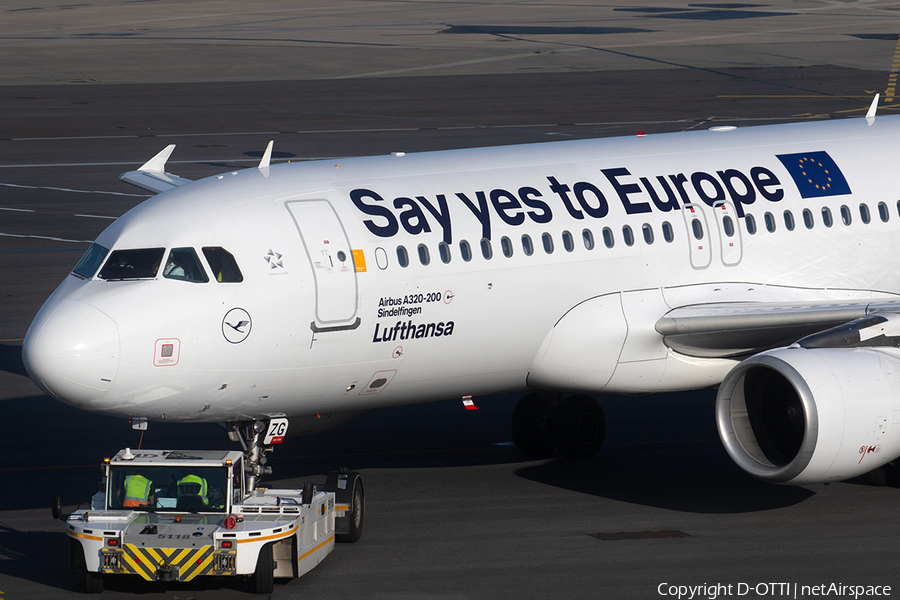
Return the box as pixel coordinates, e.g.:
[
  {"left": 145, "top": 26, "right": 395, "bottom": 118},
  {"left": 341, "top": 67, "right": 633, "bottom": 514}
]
[{"left": 2, "top": 1, "right": 900, "bottom": 598}]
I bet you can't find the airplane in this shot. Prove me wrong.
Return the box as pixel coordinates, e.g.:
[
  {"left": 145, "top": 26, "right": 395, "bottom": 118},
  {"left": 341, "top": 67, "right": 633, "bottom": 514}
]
[{"left": 21, "top": 94, "right": 900, "bottom": 488}]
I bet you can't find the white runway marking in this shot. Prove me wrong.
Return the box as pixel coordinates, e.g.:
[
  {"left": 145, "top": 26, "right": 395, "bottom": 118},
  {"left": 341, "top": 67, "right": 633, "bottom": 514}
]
[
  {"left": 0, "top": 182, "right": 148, "bottom": 198},
  {"left": 0, "top": 233, "right": 93, "bottom": 243},
  {"left": 74, "top": 214, "right": 117, "bottom": 220}
]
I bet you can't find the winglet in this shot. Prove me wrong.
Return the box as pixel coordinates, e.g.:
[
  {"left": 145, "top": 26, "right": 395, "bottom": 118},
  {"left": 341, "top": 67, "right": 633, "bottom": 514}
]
[
  {"left": 258, "top": 140, "right": 274, "bottom": 170},
  {"left": 139, "top": 144, "right": 177, "bottom": 173},
  {"left": 866, "top": 93, "right": 880, "bottom": 122}
]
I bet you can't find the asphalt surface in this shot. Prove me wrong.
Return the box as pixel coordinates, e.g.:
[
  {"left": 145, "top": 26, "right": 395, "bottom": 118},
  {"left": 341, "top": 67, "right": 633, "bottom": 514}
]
[{"left": 2, "top": 1, "right": 900, "bottom": 599}]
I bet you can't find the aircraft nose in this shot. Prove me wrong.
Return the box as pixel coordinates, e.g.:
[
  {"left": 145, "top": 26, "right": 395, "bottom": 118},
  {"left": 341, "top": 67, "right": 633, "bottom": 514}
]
[{"left": 23, "top": 299, "right": 120, "bottom": 407}]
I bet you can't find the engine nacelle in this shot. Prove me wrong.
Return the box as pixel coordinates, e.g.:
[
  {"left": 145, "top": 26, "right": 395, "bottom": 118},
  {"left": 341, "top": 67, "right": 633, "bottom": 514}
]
[{"left": 716, "top": 346, "right": 900, "bottom": 485}]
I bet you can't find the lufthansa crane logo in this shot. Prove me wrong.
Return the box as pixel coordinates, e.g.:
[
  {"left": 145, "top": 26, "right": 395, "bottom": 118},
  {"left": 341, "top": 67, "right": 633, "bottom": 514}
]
[{"left": 222, "top": 308, "right": 252, "bottom": 344}]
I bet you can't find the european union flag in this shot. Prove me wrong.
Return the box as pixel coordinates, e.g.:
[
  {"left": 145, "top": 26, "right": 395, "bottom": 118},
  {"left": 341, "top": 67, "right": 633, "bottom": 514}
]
[{"left": 776, "top": 151, "right": 851, "bottom": 199}]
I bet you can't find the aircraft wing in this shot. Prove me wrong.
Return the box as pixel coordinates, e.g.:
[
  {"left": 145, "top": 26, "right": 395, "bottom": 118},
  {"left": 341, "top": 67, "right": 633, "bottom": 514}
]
[
  {"left": 656, "top": 299, "right": 900, "bottom": 358},
  {"left": 119, "top": 145, "right": 192, "bottom": 194}
]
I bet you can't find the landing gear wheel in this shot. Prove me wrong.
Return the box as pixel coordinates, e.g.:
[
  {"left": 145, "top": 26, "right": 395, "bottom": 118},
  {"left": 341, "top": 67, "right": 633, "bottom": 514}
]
[
  {"left": 511, "top": 392, "right": 556, "bottom": 457},
  {"left": 71, "top": 539, "right": 103, "bottom": 594},
  {"left": 553, "top": 395, "right": 606, "bottom": 459},
  {"left": 340, "top": 477, "right": 365, "bottom": 543},
  {"left": 252, "top": 542, "right": 274, "bottom": 594}
]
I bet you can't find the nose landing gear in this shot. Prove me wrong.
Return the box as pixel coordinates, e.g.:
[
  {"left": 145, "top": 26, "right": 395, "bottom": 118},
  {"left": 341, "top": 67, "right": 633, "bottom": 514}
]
[{"left": 226, "top": 420, "right": 276, "bottom": 494}]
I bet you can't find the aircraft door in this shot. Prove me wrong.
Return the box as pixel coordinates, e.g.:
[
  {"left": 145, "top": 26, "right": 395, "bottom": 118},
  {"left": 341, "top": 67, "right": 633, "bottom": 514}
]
[
  {"left": 680, "top": 203, "right": 712, "bottom": 269},
  {"left": 712, "top": 201, "right": 743, "bottom": 266},
  {"left": 286, "top": 200, "right": 359, "bottom": 329}
]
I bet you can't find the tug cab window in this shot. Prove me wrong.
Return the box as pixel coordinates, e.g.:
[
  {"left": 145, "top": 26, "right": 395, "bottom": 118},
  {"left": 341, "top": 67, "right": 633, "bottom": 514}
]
[
  {"left": 164, "top": 248, "right": 209, "bottom": 283},
  {"left": 72, "top": 243, "right": 109, "bottom": 279},
  {"left": 202, "top": 247, "right": 243, "bottom": 282},
  {"left": 108, "top": 464, "right": 229, "bottom": 513},
  {"left": 99, "top": 248, "right": 165, "bottom": 280}
]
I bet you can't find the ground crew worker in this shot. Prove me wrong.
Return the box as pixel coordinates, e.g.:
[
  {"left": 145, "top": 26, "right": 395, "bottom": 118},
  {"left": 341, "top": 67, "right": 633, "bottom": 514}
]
[
  {"left": 177, "top": 473, "right": 209, "bottom": 506},
  {"left": 123, "top": 473, "right": 154, "bottom": 508}
]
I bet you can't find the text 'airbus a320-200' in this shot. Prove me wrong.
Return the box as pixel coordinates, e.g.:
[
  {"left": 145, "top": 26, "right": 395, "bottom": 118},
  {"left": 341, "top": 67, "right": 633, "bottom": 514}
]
[{"left": 22, "top": 95, "right": 900, "bottom": 487}]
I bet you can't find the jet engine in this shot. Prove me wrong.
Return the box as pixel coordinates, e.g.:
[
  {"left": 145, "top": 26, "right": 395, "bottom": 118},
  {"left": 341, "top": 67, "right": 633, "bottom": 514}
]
[{"left": 716, "top": 345, "right": 900, "bottom": 485}]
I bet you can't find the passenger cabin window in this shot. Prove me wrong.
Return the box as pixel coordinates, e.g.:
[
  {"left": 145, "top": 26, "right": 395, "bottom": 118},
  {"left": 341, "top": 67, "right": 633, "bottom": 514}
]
[
  {"left": 99, "top": 248, "right": 165, "bottom": 280},
  {"left": 522, "top": 234, "right": 534, "bottom": 256},
  {"left": 417, "top": 244, "right": 430, "bottom": 265},
  {"left": 623, "top": 225, "right": 635, "bottom": 247},
  {"left": 802, "top": 209, "right": 814, "bottom": 230},
  {"left": 642, "top": 223, "right": 654, "bottom": 244},
  {"left": 764, "top": 212, "right": 776, "bottom": 233},
  {"left": 879, "top": 202, "right": 890, "bottom": 222},
  {"left": 459, "top": 240, "right": 472, "bottom": 262},
  {"left": 783, "top": 210, "right": 795, "bottom": 231},
  {"left": 164, "top": 248, "right": 209, "bottom": 283},
  {"left": 840, "top": 205, "right": 852, "bottom": 226},
  {"left": 722, "top": 217, "right": 735, "bottom": 237},
  {"left": 396, "top": 246, "right": 409, "bottom": 268},
  {"left": 745, "top": 215, "right": 757, "bottom": 235},
  {"left": 662, "top": 221, "right": 675, "bottom": 241},
  {"left": 582, "top": 229, "right": 595, "bottom": 250},
  {"left": 542, "top": 233, "right": 554, "bottom": 254},
  {"left": 72, "top": 243, "right": 110, "bottom": 279},
  {"left": 822, "top": 207, "right": 833, "bottom": 227},
  {"left": 481, "top": 238, "right": 493, "bottom": 260},
  {"left": 602, "top": 227, "right": 614, "bottom": 248},
  {"left": 860, "top": 203, "right": 871, "bottom": 224},
  {"left": 501, "top": 236, "right": 513, "bottom": 258},
  {"left": 562, "top": 230, "right": 574, "bottom": 252},
  {"left": 690, "top": 219, "right": 704, "bottom": 240},
  {"left": 202, "top": 247, "right": 244, "bottom": 282},
  {"left": 439, "top": 242, "right": 451, "bottom": 264}
]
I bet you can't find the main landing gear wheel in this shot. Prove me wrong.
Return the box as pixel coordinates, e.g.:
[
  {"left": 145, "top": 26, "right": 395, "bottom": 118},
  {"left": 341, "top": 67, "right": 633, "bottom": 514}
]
[
  {"left": 553, "top": 395, "right": 606, "bottom": 459},
  {"left": 511, "top": 392, "right": 556, "bottom": 457},
  {"left": 343, "top": 477, "right": 365, "bottom": 543}
]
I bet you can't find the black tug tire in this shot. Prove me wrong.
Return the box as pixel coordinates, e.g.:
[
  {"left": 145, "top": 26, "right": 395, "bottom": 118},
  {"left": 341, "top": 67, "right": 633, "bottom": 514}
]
[
  {"left": 71, "top": 539, "right": 103, "bottom": 594},
  {"left": 84, "top": 572, "right": 104, "bottom": 595},
  {"left": 553, "top": 395, "right": 606, "bottom": 459},
  {"left": 511, "top": 392, "right": 556, "bottom": 457},
  {"left": 302, "top": 481, "right": 315, "bottom": 505},
  {"left": 253, "top": 543, "right": 275, "bottom": 595},
  {"left": 341, "top": 477, "right": 364, "bottom": 543}
]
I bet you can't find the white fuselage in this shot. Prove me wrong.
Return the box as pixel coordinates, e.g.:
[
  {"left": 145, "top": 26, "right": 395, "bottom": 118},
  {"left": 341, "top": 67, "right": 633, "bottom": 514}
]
[{"left": 23, "top": 116, "right": 900, "bottom": 423}]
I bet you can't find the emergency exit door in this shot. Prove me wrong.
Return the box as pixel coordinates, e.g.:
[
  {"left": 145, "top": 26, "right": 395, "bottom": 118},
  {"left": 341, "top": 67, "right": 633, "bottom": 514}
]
[
  {"left": 681, "top": 203, "right": 712, "bottom": 269},
  {"left": 286, "top": 200, "right": 359, "bottom": 329}
]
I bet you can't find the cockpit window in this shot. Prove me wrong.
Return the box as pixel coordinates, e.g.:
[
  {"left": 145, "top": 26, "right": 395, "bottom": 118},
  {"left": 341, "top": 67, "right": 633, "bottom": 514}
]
[
  {"left": 72, "top": 243, "right": 110, "bottom": 279},
  {"left": 202, "top": 247, "right": 243, "bottom": 283},
  {"left": 98, "top": 248, "right": 165, "bottom": 280},
  {"left": 164, "top": 248, "right": 209, "bottom": 283}
]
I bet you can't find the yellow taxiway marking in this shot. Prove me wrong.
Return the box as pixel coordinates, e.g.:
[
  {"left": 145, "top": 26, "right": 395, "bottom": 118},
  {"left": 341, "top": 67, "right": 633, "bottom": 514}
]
[{"left": 886, "top": 37, "right": 900, "bottom": 103}]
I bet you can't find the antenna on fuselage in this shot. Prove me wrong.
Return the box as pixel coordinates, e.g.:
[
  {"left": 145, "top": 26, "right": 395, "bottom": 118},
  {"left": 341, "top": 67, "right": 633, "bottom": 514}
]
[
  {"left": 258, "top": 140, "right": 274, "bottom": 171},
  {"left": 866, "top": 93, "right": 879, "bottom": 125}
]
